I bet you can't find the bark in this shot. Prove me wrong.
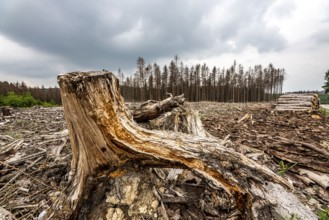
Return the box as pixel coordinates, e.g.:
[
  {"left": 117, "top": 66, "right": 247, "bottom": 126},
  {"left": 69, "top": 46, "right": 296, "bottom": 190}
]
[
  {"left": 54, "top": 71, "right": 317, "bottom": 219},
  {"left": 132, "top": 93, "right": 185, "bottom": 122}
]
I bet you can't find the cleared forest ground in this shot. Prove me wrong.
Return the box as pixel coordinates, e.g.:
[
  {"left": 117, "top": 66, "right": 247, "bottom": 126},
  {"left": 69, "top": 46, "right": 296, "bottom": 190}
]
[{"left": 0, "top": 103, "right": 328, "bottom": 219}]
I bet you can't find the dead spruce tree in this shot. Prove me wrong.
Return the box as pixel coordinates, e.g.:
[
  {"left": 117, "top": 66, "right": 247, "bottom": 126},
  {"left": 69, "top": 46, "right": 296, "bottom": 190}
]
[{"left": 54, "top": 71, "right": 316, "bottom": 219}]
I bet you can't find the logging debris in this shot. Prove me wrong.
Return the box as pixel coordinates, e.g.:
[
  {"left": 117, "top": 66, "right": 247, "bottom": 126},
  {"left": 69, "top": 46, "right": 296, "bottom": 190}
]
[
  {"left": 0, "top": 107, "right": 70, "bottom": 220},
  {"left": 0, "top": 102, "right": 328, "bottom": 219},
  {"left": 197, "top": 102, "right": 329, "bottom": 212}
]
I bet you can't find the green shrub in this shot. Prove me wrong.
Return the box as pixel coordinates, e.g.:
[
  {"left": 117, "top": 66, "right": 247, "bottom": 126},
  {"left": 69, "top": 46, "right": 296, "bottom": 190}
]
[
  {"left": 21, "top": 93, "right": 38, "bottom": 107},
  {"left": 0, "top": 91, "right": 56, "bottom": 107},
  {"left": 41, "top": 101, "right": 57, "bottom": 107},
  {"left": 3, "top": 92, "right": 30, "bottom": 107}
]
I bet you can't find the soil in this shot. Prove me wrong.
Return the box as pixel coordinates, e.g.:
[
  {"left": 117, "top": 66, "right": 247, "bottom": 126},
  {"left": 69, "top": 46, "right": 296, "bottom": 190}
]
[{"left": 0, "top": 103, "right": 328, "bottom": 219}]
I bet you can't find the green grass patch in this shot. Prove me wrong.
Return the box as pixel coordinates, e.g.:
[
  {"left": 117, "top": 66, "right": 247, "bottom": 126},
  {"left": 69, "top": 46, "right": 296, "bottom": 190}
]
[
  {"left": 318, "top": 208, "right": 329, "bottom": 220},
  {"left": 278, "top": 160, "right": 298, "bottom": 176}
]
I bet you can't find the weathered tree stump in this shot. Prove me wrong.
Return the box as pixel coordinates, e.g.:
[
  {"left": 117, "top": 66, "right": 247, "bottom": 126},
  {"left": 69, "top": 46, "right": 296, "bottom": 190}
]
[{"left": 54, "top": 71, "right": 316, "bottom": 219}]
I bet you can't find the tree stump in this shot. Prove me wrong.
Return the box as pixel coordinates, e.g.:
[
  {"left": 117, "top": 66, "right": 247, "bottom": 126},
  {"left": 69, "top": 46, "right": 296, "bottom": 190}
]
[
  {"left": 0, "top": 106, "right": 13, "bottom": 117},
  {"left": 54, "top": 71, "right": 316, "bottom": 219}
]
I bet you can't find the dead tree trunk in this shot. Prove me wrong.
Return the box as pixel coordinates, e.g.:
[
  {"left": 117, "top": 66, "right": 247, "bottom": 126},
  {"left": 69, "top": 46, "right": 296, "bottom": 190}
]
[
  {"left": 54, "top": 71, "right": 316, "bottom": 219},
  {"left": 132, "top": 93, "right": 185, "bottom": 122}
]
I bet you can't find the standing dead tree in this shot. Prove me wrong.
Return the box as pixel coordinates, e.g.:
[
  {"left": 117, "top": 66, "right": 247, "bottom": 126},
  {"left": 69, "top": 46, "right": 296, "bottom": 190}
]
[{"left": 54, "top": 71, "right": 316, "bottom": 219}]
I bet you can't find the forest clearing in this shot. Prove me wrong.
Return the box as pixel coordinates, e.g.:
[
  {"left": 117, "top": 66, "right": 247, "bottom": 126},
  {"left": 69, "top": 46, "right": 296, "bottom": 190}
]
[
  {"left": 0, "top": 71, "right": 328, "bottom": 220},
  {"left": 2, "top": 0, "right": 329, "bottom": 219}
]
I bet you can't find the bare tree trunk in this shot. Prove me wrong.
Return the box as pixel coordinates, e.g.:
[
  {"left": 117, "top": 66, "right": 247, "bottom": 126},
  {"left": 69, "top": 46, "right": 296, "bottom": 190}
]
[
  {"left": 54, "top": 71, "right": 316, "bottom": 219},
  {"left": 132, "top": 93, "right": 185, "bottom": 122}
]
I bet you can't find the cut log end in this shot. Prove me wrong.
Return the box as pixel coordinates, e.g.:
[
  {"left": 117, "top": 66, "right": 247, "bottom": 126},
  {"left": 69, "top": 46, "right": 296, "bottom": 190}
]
[{"left": 275, "top": 93, "right": 320, "bottom": 111}]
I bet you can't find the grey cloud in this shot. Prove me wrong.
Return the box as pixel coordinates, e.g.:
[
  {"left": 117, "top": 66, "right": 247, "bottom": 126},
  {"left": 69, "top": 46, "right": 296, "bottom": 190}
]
[
  {"left": 236, "top": 24, "right": 287, "bottom": 52},
  {"left": 0, "top": 0, "right": 288, "bottom": 82},
  {"left": 207, "top": 0, "right": 287, "bottom": 52},
  {"left": 314, "top": 28, "right": 329, "bottom": 44},
  {"left": 267, "top": 0, "right": 296, "bottom": 18}
]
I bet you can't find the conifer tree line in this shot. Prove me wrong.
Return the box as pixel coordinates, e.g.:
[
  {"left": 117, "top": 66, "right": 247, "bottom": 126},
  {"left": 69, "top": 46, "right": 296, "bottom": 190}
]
[
  {"left": 0, "top": 81, "right": 61, "bottom": 104},
  {"left": 119, "top": 56, "right": 285, "bottom": 102},
  {"left": 0, "top": 56, "right": 285, "bottom": 105}
]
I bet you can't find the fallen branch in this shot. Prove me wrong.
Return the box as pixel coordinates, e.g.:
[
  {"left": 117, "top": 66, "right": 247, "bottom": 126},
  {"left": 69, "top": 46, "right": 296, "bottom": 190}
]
[
  {"left": 132, "top": 93, "right": 185, "bottom": 122},
  {"left": 299, "top": 169, "right": 329, "bottom": 189}
]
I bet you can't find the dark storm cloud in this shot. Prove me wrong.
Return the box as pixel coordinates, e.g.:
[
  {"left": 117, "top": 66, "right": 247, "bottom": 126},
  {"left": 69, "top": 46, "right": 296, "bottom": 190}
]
[{"left": 0, "top": 0, "right": 288, "bottom": 82}]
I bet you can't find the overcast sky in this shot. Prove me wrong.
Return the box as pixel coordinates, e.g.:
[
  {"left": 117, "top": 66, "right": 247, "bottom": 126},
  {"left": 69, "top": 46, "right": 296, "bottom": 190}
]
[{"left": 0, "top": 0, "right": 328, "bottom": 91}]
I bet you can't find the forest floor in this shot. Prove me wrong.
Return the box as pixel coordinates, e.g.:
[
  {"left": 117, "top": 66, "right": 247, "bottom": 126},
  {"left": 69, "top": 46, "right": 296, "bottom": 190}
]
[{"left": 0, "top": 103, "right": 328, "bottom": 219}]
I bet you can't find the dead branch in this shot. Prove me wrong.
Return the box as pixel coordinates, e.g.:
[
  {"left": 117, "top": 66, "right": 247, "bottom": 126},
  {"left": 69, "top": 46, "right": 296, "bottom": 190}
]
[{"left": 132, "top": 93, "right": 185, "bottom": 122}]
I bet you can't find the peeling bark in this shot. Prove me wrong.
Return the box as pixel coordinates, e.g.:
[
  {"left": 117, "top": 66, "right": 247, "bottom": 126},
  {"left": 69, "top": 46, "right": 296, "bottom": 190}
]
[{"left": 54, "top": 71, "right": 317, "bottom": 219}]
